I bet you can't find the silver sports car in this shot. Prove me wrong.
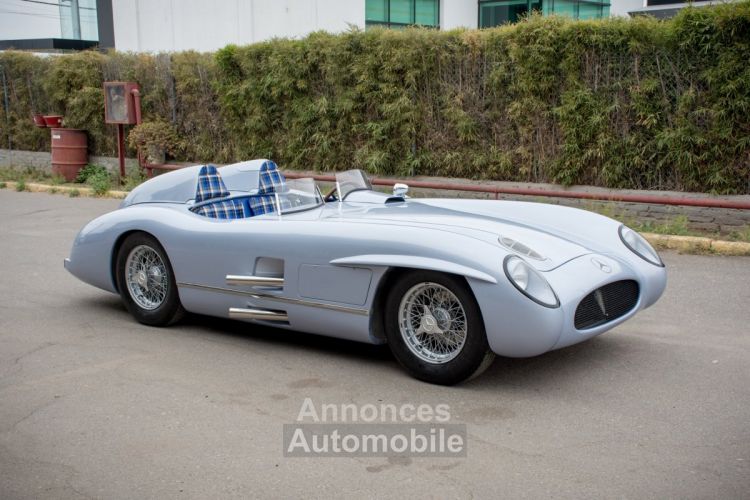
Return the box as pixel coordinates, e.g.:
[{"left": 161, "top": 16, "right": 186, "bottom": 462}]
[{"left": 65, "top": 159, "right": 667, "bottom": 384}]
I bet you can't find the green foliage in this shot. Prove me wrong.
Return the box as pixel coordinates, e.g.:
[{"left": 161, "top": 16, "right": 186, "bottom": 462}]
[
  {"left": 75, "top": 163, "right": 108, "bottom": 183},
  {"left": 122, "top": 165, "right": 147, "bottom": 191},
  {"left": 50, "top": 174, "right": 66, "bottom": 185},
  {"left": 1, "top": 2, "right": 750, "bottom": 193},
  {"left": 0, "top": 181, "right": 6, "bottom": 189},
  {"left": 87, "top": 169, "right": 111, "bottom": 196},
  {"left": 638, "top": 214, "right": 692, "bottom": 236},
  {"left": 75, "top": 164, "right": 111, "bottom": 195},
  {"left": 68, "top": 188, "right": 80, "bottom": 198},
  {"left": 728, "top": 226, "right": 750, "bottom": 242},
  {"left": 127, "top": 120, "right": 183, "bottom": 158},
  {"left": 15, "top": 179, "right": 26, "bottom": 191}
]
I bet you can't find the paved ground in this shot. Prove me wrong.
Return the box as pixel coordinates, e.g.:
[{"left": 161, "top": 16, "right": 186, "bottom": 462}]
[{"left": 0, "top": 189, "right": 748, "bottom": 499}]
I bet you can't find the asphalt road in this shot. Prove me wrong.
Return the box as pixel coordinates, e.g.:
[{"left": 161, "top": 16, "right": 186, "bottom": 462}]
[{"left": 0, "top": 189, "right": 748, "bottom": 499}]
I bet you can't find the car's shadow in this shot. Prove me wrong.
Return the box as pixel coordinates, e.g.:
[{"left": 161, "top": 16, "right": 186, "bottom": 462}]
[{"left": 88, "top": 295, "right": 633, "bottom": 391}]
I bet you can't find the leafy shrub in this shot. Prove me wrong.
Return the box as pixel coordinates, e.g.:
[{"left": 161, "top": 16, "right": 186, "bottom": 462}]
[
  {"left": 75, "top": 163, "right": 108, "bottom": 183},
  {"left": 69, "top": 188, "right": 80, "bottom": 197},
  {"left": 123, "top": 165, "right": 147, "bottom": 191},
  {"left": 86, "top": 169, "right": 112, "bottom": 196},
  {"left": 0, "top": 182, "right": 6, "bottom": 189},
  {"left": 1, "top": 2, "right": 749, "bottom": 193},
  {"left": 16, "top": 180, "right": 26, "bottom": 192},
  {"left": 127, "top": 120, "right": 184, "bottom": 161},
  {"left": 75, "top": 164, "right": 111, "bottom": 195}
]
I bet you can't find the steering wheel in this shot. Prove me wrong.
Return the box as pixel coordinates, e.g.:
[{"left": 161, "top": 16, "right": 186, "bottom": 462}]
[{"left": 324, "top": 186, "right": 338, "bottom": 203}]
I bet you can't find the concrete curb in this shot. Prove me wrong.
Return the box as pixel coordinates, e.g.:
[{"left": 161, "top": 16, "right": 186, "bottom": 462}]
[
  {"left": 641, "top": 233, "right": 750, "bottom": 256},
  {"left": 2, "top": 181, "right": 748, "bottom": 256},
  {"left": 3, "top": 181, "right": 128, "bottom": 199}
]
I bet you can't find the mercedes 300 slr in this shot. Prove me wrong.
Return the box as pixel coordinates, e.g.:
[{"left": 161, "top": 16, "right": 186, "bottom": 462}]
[{"left": 66, "top": 159, "right": 666, "bottom": 384}]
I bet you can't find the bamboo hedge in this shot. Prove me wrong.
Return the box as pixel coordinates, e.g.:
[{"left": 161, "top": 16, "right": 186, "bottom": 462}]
[{"left": 1, "top": 3, "right": 749, "bottom": 193}]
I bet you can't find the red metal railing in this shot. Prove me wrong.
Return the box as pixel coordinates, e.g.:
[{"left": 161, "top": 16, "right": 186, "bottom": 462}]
[
  {"left": 141, "top": 163, "right": 750, "bottom": 210},
  {"left": 284, "top": 172, "right": 750, "bottom": 210}
]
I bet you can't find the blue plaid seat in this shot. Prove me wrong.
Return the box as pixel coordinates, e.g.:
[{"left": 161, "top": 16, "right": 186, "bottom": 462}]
[
  {"left": 192, "top": 161, "right": 290, "bottom": 219},
  {"left": 194, "top": 165, "right": 229, "bottom": 203},
  {"left": 248, "top": 195, "right": 277, "bottom": 216},
  {"left": 258, "top": 160, "right": 286, "bottom": 195},
  {"left": 193, "top": 199, "right": 250, "bottom": 219},
  {"left": 249, "top": 160, "right": 290, "bottom": 215},
  {"left": 191, "top": 165, "right": 248, "bottom": 220}
]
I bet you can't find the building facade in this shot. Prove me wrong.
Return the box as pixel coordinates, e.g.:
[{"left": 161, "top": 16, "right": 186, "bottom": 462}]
[
  {"left": 2, "top": 0, "right": 718, "bottom": 54},
  {"left": 0, "top": 0, "right": 113, "bottom": 51},
  {"left": 111, "top": 0, "right": 613, "bottom": 53}
]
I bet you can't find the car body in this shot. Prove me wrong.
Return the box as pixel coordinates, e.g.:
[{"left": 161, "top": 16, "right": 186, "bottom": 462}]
[{"left": 66, "top": 159, "right": 667, "bottom": 384}]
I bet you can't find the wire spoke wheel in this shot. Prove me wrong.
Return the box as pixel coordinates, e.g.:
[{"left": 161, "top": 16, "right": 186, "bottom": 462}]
[
  {"left": 125, "top": 245, "right": 168, "bottom": 310},
  {"left": 398, "top": 282, "right": 468, "bottom": 364}
]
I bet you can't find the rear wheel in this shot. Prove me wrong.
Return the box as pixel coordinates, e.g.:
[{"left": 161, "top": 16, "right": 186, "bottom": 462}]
[
  {"left": 384, "top": 271, "right": 494, "bottom": 385},
  {"left": 115, "top": 232, "right": 184, "bottom": 326}
]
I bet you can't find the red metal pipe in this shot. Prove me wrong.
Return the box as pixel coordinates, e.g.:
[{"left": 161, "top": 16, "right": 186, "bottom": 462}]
[
  {"left": 283, "top": 172, "right": 750, "bottom": 210},
  {"left": 116, "top": 123, "right": 125, "bottom": 180}
]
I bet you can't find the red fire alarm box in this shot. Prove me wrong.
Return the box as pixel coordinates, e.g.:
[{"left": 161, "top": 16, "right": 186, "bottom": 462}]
[{"left": 104, "top": 82, "right": 139, "bottom": 124}]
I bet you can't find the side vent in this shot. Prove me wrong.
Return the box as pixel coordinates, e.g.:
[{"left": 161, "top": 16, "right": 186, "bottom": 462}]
[
  {"left": 229, "top": 307, "right": 288, "bottom": 322},
  {"left": 226, "top": 275, "right": 284, "bottom": 288}
]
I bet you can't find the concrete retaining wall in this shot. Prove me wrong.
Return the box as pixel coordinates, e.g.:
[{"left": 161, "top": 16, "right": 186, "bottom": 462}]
[
  {"left": 2, "top": 148, "right": 748, "bottom": 234},
  {"left": 0, "top": 149, "right": 138, "bottom": 174},
  {"left": 403, "top": 184, "right": 750, "bottom": 234}
]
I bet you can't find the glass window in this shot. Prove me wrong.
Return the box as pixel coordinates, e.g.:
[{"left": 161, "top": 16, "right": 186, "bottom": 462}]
[
  {"left": 59, "top": 0, "right": 99, "bottom": 41},
  {"left": 551, "top": 0, "right": 579, "bottom": 19},
  {"left": 578, "top": 1, "right": 602, "bottom": 19},
  {"left": 366, "top": 0, "right": 389, "bottom": 23},
  {"left": 390, "top": 0, "right": 413, "bottom": 24},
  {"left": 480, "top": 0, "right": 610, "bottom": 26},
  {"left": 365, "top": 0, "right": 439, "bottom": 28},
  {"left": 415, "top": 0, "right": 439, "bottom": 26},
  {"left": 479, "top": 0, "right": 541, "bottom": 27}
]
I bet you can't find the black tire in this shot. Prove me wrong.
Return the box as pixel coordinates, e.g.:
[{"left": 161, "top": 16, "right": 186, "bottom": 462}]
[
  {"left": 384, "top": 270, "right": 495, "bottom": 385},
  {"left": 115, "top": 232, "right": 185, "bottom": 326}
]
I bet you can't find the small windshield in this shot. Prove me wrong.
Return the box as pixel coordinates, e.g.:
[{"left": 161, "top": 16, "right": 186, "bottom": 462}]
[
  {"left": 277, "top": 177, "right": 323, "bottom": 214},
  {"left": 336, "top": 170, "right": 372, "bottom": 200}
]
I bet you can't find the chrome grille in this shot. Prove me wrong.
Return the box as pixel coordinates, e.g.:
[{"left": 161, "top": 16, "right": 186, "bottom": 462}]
[{"left": 574, "top": 280, "right": 639, "bottom": 330}]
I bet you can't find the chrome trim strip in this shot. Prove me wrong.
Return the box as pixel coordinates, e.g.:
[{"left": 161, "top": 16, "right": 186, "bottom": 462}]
[
  {"left": 177, "top": 282, "right": 370, "bottom": 316},
  {"left": 226, "top": 275, "right": 284, "bottom": 287},
  {"left": 229, "top": 307, "right": 288, "bottom": 322}
]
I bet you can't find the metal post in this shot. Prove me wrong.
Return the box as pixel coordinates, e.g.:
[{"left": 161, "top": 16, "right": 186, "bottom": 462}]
[
  {"left": 131, "top": 87, "right": 145, "bottom": 176},
  {"left": 1, "top": 65, "right": 12, "bottom": 167},
  {"left": 117, "top": 123, "right": 125, "bottom": 181}
]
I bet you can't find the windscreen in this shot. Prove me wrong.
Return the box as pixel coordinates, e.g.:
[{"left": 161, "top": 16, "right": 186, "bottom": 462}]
[
  {"left": 277, "top": 177, "right": 323, "bottom": 214},
  {"left": 335, "top": 170, "right": 372, "bottom": 200}
]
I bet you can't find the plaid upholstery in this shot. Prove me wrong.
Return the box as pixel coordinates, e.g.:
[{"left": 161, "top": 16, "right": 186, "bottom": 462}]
[
  {"left": 192, "top": 160, "right": 292, "bottom": 219},
  {"left": 258, "top": 160, "right": 286, "bottom": 195},
  {"left": 248, "top": 195, "right": 277, "bottom": 216},
  {"left": 195, "top": 165, "right": 229, "bottom": 203},
  {"left": 193, "top": 199, "right": 250, "bottom": 220}
]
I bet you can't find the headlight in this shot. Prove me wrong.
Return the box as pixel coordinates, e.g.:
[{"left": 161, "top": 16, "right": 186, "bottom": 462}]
[
  {"left": 503, "top": 255, "right": 559, "bottom": 308},
  {"left": 618, "top": 225, "right": 664, "bottom": 267}
]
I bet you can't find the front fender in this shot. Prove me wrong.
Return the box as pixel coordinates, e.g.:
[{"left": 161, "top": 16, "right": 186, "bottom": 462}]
[{"left": 330, "top": 255, "right": 498, "bottom": 284}]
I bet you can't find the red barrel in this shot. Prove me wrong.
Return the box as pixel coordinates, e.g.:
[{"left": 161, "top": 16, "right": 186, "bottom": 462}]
[{"left": 51, "top": 128, "right": 88, "bottom": 182}]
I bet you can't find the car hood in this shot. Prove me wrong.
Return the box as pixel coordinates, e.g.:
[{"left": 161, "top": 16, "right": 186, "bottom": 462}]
[{"left": 326, "top": 197, "right": 620, "bottom": 271}]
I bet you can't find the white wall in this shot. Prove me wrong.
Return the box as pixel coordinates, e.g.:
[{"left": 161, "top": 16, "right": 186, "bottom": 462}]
[
  {"left": 113, "top": 0, "right": 366, "bottom": 52},
  {"left": 0, "top": 1, "right": 62, "bottom": 40},
  {"left": 441, "top": 0, "right": 477, "bottom": 29},
  {"left": 609, "top": 0, "right": 645, "bottom": 17}
]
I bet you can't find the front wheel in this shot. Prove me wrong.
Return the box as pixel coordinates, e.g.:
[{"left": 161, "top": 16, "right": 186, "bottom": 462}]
[
  {"left": 115, "top": 232, "right": 184, "bottom": 326},
  {"left": 384, "top": 271, "right": 495, "bottom": 385}
]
